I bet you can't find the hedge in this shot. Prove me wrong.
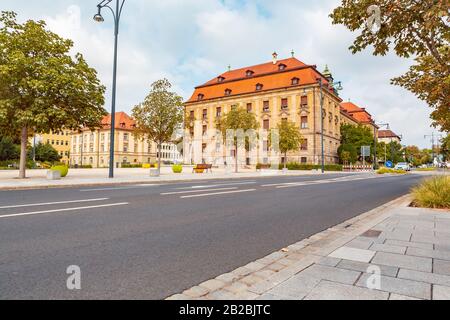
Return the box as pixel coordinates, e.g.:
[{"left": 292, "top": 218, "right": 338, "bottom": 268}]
[{"left": 280, "top": 163, "right": 343, "bottom": 172}]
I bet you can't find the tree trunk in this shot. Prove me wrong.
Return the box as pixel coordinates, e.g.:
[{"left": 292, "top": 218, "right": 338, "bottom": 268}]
[
  {"left": 284, "top": 152, "right": 287, "bottom": 169},
  {"left": 235, "top": 142, "right": 238, "bottom": 173},
  {"left": 157, "top": 142, "right": 162, "bottom": 175},
  {"left": 19, "top": 126, "right": 28, "bottom": 179}
]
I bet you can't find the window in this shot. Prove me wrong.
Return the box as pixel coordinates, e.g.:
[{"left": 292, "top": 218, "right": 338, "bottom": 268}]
[
  {"left": 301, "top": 95, "right": 308, "bottom": 106},
  {"left": 246, "top": 70, "right": 254, "bottom": 77},
  {"left": 202, "top": 125, "right": 207, "bottom": 136},
  {"left": 263, "top": 119, "right": 270, "bottom": 130},
  {"left": 278, "top": 64, "right": 287, "bottom": 71},
  {"left": 56, "top": 140, "right": 59, "bottom": 145},
  {"left": 190, "top": 110, "right": 195, "bottom": 120},
  {"left": 301, "top": 139, "right": 308, "bottom": 151},
  {"left": 216, "top": 107, "right": 222, "bottom": 117},
  {"left": 247, "top": 103, "right": 252, "bottom": 113},
  {"left": 202, "top": 109, "right": 208, "bottom": 120},
  {"left": 301, "top": 116, "right": 308, "bottom": 129},
  {"left": 263, "top": 101, "right": 270, "bottom": 112},
  {"left": 256, "top": 83, "right": 263, "bottom": 91},
  {"left": 291, "top": 77, "right": 299, "bottom": 85},
  {"left": 123, "top": 145, "right": 128, "bottom": 152},
  {"left": 217, "top": 76, "right": 225, "bottom": 83},
  {"left": 124, "top": 133, "right": 129, "bottom": 142},
  {"left": 263, "top": 141, "right": 269, "bottom": 152},
  {"left": 281, "top": 98, "right": 288, "bottom": 110},
  {"left": 231, "top": 104, "right": 237, "bottom": 110},
  {"left": 225, "top": 89, "right": 232, "bottom": 96},
  {"left": 198, "top": 94, "right": 204, "bottom": 101},
  {"left": 301, "top": 157, "right": 307, "bottom": 164}
]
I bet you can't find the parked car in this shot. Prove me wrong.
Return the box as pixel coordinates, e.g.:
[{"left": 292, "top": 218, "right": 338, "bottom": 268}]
[{"left": 394, "top": 162, "right": 411, "bottom": 171}]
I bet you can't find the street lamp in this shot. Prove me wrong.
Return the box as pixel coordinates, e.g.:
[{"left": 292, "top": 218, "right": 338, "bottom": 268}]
[
  {"left": 374, "top": 122, "right": 389, "bottom": 168},
  {"left": 317, "top": 78, "right": 343, "bottom": 173},
  {"left": 94, "top": 0, "right": 125, "bottom": 178}
]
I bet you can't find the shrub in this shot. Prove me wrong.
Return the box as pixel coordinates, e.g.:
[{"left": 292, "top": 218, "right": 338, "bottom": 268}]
[
  {"left": 51, "top": 165, "right": 69, "bottom": 177},
  {"left": 121, "top": 164, "right": 142, "bottom": 168},
  {"left": 142, "top": 163, "right": 151, "bottom": 169},
  {"left": 279, "top": 163, "right": 343, "bottom": 172},
  {"left": 412, "top": 176, "right": 450, "bottom": 209},
  {"left": 172, "top": 164, "right": 183, "bottom": 173},
  {"left": 377, "top": 168, "right": 407, "bottom": 175}
]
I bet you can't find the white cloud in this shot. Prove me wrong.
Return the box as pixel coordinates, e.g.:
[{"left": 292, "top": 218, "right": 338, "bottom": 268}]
[{"left": 1, "top": 0, "right": 438, "bottom": 147}]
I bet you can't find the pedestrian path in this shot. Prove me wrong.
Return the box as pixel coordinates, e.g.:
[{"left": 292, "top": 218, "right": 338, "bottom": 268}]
[{"left": 168, "top": 196, "right": 450, "bottom": 300}]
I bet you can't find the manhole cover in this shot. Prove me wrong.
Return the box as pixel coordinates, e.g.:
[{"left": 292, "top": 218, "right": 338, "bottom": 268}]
[{"left": 361, "top": 230, "right": 382, "bottom": 238}]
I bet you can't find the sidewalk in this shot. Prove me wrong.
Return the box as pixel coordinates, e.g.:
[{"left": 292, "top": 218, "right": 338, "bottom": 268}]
[
  {"left": 168, "top": 196, "right": 450, "bottom": 300},
  {"left": 0, "top": 167, "right": 354, "bottom": 190}
]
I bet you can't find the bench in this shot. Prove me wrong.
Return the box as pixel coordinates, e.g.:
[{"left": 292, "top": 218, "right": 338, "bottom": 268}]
[{"left": 193, "top": 164, "right": 213, "bottom": 173}]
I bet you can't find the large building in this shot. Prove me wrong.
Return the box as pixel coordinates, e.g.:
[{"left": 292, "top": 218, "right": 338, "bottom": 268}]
[
  {"left": 184, "top": 53, "right": 348, "bottom": 166},
  {"left": 31, "top": 130, "right": 72, "bottom": 164},
  {"left": 340, "top": 101, "right": 378, "bottom": 136},
  {"left": 378, "top": 130, "right": 402, "bottom": 144},
  {"left": 70, "top": 112, "right": 157, "bottom": 168}
]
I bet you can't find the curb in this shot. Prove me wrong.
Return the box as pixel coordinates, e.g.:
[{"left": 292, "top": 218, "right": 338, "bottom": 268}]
[{"left": 166, "top": 194, "right": 412, "bottom": 300}]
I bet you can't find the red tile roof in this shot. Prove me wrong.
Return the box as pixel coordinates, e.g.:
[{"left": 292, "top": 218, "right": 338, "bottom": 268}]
[
  {"left": 101, "top": 112, "right": 136, "bottom": 131},
  {"left": 378, "top": 130, "right": 401, "bottom": 140},
  {"left": 340, "top": 102, "right": 375, "bottom": 125},
  {"left": 187, "top": 57, "right": 333, "bottom": 103}
]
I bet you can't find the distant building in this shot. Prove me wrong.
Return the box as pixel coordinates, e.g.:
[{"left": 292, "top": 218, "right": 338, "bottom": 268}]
[
  {"left": 340, "top": 102, "right": 378, "bottom": 136},
  {"left": 30, "top": 130, "right": 71, "bottom": 164},
  {"left": 378, "top": 130, "right": 402, "bottom": 144},
  {"left": 70, "top": 112, "right": 157, "bottom": 168}
]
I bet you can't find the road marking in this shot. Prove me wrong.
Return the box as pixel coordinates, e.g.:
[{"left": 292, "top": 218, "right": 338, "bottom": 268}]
[
  {"left": 180, "top": 189, "right": 256, "bottom": 199},
  {"left": 176, "top": 181, "right": 257, "bottom": 190},
  {"left": 0, "top": 198, "right": 109, "bottom": 209},
  {"left": 161, "top": 187, "right": 238, "bottom": 195},
  {"left": 0, "top": 203, "right": 129, "bottom": 219},
  {"left": 80, "top": 185, "right": 159, "bottom": 192}
]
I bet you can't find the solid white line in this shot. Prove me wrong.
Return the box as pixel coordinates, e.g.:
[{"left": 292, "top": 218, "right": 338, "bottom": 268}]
[
  {"left": 180, "top": 189, "right": 256, "bottom": 199},
  {"left": 0, "top": 198, "right": 109, "bottom": 209},
  {"left": 0, "top": 203, "right": 129, "bottom": 219},
  {"left": 161, "top": 187, "right": 238, "bottom": 195}
]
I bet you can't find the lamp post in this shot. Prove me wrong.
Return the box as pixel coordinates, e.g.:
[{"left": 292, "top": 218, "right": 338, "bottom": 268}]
[
  {"left": 425, "top": 133, "right": 443, "bottom": 166},
  {"left": 317, "top": 78, "right": 343, "bottom": 173},
  {"left": 374, "top": 122, "right": 389, "bottom": 168},
  {"left": 94, "top": 0, "right": 125, "bottom": 178}
]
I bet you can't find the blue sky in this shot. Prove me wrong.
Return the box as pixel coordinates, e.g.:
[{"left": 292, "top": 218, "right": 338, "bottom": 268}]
[{"left": 0, "top": 0, "right": 439, "bottom": 148}]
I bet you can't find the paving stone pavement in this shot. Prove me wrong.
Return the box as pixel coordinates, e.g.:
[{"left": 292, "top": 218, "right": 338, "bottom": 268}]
[{"left": 166, "top": 195, "right": 450, "bottom": 301}]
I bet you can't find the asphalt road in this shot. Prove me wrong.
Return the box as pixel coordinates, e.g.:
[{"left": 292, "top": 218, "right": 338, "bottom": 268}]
[{"left": 0, "top": 173, "right": 424, "bottom": 299}]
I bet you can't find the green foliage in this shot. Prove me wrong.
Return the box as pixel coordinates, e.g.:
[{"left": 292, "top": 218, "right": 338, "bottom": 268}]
[
  {"left": 441, "top": 135, "right": 450, "bottom": 161},
  {"left": 30, "top": 143, "right": 60, "bottom": 163},
  {"left": 121, "top": 164, "right": 143, "bottom": 168},
  {"left": 377, "top": 168, "right": 407, "bottom": 175},
  {"left": 269, "top": 120, "right": 303, "bottom": 169},
  {"left": 330, "top": 2, "right": 450, "bottom": 132},
  {"left": 0, "top": 11, "right": 106, "bottom": 178},
  {"left": 51, "top": 165, "right": 68, "bottom": 178},
  {"left": 412, "top": 176, "right": 450, "bottom": 209},
  {"left": 132, "top": 79, "right": 184, "bottom": 169},
  {"left": 218, "top": 107, "right": 259, "bottom": 173},
  {"left": 172, "top": 164, "right": 183, "bottom": 173},
  {"left": 0, "top": 136, "right": 19, "bottom": 160},
  {"left": 338, "top": 124, "right": 374, "bottom": 163}
]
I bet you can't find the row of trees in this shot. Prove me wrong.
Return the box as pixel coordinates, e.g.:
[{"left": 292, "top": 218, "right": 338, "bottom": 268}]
[{"left": 0, "top": 137, "right": 61, "bottom": 163}]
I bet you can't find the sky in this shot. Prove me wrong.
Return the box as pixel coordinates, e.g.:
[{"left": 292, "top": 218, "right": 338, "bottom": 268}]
[{"left": 0, "top": 0, "right": 441, "bottom": 148}]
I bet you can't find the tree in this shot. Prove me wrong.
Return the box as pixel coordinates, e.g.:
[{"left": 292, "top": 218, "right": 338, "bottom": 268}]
[
  {"left": 338, "top": 143, "right": 358, "bottom": 164},
  {"left": 441, "top": 135, "right": 450, "bottom": 162},
  {"left": 132, "top": 79, "right": 184, "bottom": 175},
  {"left": 30, "top": 143, "right": 61, "bottom": 163},
  {"left": 0, "top": 136, "right": 19, "bottom": 161},
  {"left": 0, "top": 12, "right": 106, "bottom": 179},
  {"left": 339, "top": 124, "right": 375, "bottom": 162},
  {"left": 218, "top": 107, "right": 259, "bottom": 173},
  {"left": 330, "top": 1, "right": 450, "bottom": 132},
  {"left": 269, "top": 120, "right": 303, "bottom": 169}
]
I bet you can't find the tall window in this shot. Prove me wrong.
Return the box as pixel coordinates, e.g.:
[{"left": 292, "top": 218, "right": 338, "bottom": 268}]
[
  {"left": 124, "top": 133, "right": 129, "bottom": 142},
  {"left": 247, "top": 103, "right": 252, "bottom": 113},
  {"left": 263, "top": 119, "right": 270, "bottom": 130},
  {"left": 203, "top": 109, "right": 208, "bottom": 120},
  {"left": 216, "top": 107, "right": 222, "bottom": 117},
  {"left": 301, "top": 116, "right": 308, "bottom": 129},
  {"left": 190, "top": 110, "right": 195, "bottom": 119},
  {"left": 301, "top": 96, "right": 308, "bottom": 106},
  {"left": 263, "top": 101, "right": 270, "bottom": 112},
  {"left": 281, "top": 98, "right": 288, "bottom": 110},
  {"left": 202, "top": 125, "right": 207, "bottom": 136},
  {"left": 301, "top": 139, "right": 308, "bottom": 151}
]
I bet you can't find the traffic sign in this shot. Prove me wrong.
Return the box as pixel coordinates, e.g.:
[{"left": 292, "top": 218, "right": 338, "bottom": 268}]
[
  {"left": 385, "top": 161, "right": 394, "bottom": 168},
  {"left": 361, "top": 146, "right": 371, "bottom": 157}
]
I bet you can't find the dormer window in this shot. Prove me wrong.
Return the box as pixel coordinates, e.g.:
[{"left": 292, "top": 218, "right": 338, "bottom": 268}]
[
  {"left": 218, "top": 76, "right": 225, "bottom": 83},
  {"left": 197, "top": 94, "right": 204, "bottom": 101},
  {"left": 256, "top": 83, "right": 263, "bottom": 91},
  {"left": 120, "top": 122, "right": 126, "bottom": 128},
  {"left": 224, "top": 89, "right": 232, "bottom": 96},
  {"left": 278, "top": 64, "right": 287, "bottom": 71},
  {"left": 291, "top": 77, "right": 300, "bottom": 85},
  {"left": 246, "top": 70, "right": 254, "bottom": 77}
]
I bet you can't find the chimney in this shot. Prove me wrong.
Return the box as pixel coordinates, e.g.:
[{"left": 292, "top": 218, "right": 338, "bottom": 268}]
[{"left": 272, "top": 52, "right": 278, "bottom": 64}]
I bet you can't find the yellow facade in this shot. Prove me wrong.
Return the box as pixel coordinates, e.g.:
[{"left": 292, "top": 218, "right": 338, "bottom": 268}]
[{"left": 33, "top": 130, "right": 72, "bottom": 164}]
